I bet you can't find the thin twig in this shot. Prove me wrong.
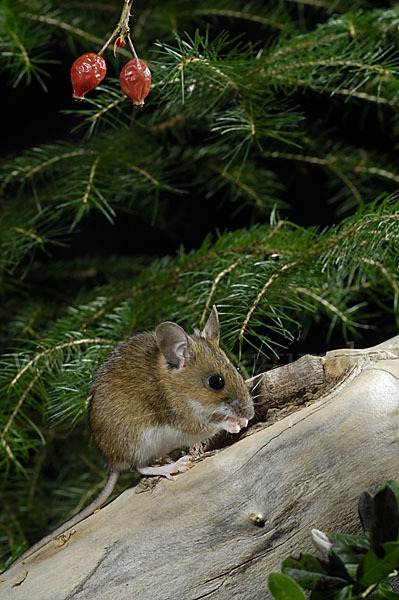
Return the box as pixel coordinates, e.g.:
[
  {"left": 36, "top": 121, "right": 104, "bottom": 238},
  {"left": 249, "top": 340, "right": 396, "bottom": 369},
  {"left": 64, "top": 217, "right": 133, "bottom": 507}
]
[
  {"left": 9, "top": 338, "right": 108, "bottom": 389},
  {"left": 2, "top": 339, "right": 111, "bottom": 445},
  {"left": 8, "top": 30, "right": 30, "bottom": 70},
  {"left": 129, "top": 164, "right": 160, "bottom": 186},
  {"left": 187, "top": 9, "right": 285, "bottom": 29},
  {"left": 208, "top": 165, "right": 262, "bottom": 207},
  {"left": 200, "top": 259, "right": 247, "bottom": 326},
  {"left": 12, "top": 228, "right": 44, "bottom": 245},
  {"left": 266, "top": 59, "right": 392, "bottom": 78},
  {"left": 361, "top": 259, "right": 399, "bottom": 294},
  {"left": 82, "top": 155, "right": 100, "bottom": 204},
  {"left": 98, "top": 0, "right": 135, "bottom": 57},
  {"left": 239, "top": 261, "right": 298, "bottom": 341},
  {"left": 178, "top": 56, "right": 240, "bottom": 94},
  {"left": 296, "top": 287, "right": 350, "bottom": 323},
  {"left": 0, "top": 150, "right": 88, "bottom": 197}
]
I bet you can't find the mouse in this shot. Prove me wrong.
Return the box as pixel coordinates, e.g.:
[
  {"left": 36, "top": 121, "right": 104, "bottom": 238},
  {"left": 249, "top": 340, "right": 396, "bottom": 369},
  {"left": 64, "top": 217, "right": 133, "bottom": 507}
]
[{"left": 10, "top": 305, "right": 254, "bottom": 566}]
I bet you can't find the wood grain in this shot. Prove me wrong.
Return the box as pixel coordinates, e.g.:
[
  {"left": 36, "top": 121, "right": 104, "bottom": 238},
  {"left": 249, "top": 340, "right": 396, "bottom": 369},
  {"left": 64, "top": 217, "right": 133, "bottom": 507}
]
[{"left": 3, "top": 335, "right": 399, "bottom": 600}]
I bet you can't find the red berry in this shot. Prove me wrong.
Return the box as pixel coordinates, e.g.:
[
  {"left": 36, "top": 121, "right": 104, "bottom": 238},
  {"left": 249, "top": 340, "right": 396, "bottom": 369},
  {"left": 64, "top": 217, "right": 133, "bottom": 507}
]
[
  {"left": 119, "top": 58, "right": 151, "bottom": 106},
  {"left": 71, "top": 53, "right": 107, "bottom": 99}
]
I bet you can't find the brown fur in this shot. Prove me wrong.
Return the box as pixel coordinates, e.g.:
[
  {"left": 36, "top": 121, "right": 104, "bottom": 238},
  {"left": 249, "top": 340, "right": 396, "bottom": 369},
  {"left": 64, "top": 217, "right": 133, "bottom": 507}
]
[
  {"left": 89, "top": 327, "right": 253, "bottom": 470},
  {"left": 10, "top": 307, "right": 253, "bottom": 567}
]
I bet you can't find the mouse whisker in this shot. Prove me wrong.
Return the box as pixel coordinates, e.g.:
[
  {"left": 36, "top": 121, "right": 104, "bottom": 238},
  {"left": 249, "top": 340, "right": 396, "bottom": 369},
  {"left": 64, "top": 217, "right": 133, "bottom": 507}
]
[
  {"left": 249, "top": 377, "right": 263, "bottom": 393},
  {"left": 251, "top": 340, "right": 265, "bottom": 378}
]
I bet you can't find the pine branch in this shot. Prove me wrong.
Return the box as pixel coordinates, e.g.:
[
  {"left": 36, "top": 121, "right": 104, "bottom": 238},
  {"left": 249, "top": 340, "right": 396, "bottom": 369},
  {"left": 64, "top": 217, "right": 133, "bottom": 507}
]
[
  {"left": 4, "top": 7, "right": 398, "bottom": 283},
  {"left": 262, "top": 141, "right": 399, "bottom": 212},
  {"left": 0, "top": 0, "right": 60, "bottom": 90},
  {"left": 1, "top": 196, "right": 398, "bottom": 472}
]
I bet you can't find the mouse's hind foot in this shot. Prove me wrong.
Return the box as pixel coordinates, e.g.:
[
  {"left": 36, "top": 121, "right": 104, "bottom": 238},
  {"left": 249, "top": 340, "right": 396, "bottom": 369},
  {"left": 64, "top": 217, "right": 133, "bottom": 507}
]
[{"left": 137, "top": 455, "right": 192, "bottom": 480}]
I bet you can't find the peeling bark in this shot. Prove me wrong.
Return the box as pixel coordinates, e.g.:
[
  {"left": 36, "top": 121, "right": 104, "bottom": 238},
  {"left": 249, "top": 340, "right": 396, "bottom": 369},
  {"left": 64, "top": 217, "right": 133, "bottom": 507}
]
[{"left": 247, "top": 341, "right": 399, "bottom": 409}]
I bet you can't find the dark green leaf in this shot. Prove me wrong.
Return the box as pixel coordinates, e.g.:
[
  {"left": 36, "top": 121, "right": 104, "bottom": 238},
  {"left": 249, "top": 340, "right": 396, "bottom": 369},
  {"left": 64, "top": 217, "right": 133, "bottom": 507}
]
[
  {"left": 370, "top": 487, "right": 399, "bottom": 555},
  {"left": 282, "top": 567, "right": 322, "bottom": 590},
  {"left": 327, "top": 530, "right": 370, "bottom": 579},
  {"left": 268, "top": 573, "right": 307, "bottom": 600},
  {"left": 357, "top": 542, "right": 399, "bottom": 587},
  {"left": 283, "top": 567, "right": 348, "bottom": 591},
  {"left": 329, "top": 545, "right": 367, "bottom": 581},
  {"left": 379, "top": 588, "right": 399, "bottom": 599},
  {"left": 362, "top": 585, "right": 399, "bottom": 600},
  {"left": 386, "top": 482, "right": 399, "bottom": 509},
  {"left": 282, "top": 553, "right": 326, "bottom": 574},
  {"left": 310, "top": 586, "right": 353, "bottom": 600},
  {"left": 328, "top": 532, "right": 370, "bottom": 550},
  {"left": 358, "top": 491, "right": 373, "bottom": 532}
]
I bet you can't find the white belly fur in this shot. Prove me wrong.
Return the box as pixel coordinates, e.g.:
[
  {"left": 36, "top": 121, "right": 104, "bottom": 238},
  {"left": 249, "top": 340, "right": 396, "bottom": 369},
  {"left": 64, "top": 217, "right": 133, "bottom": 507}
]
[{"left": 137, "top": 424, "right": 211, "bottom": 467}]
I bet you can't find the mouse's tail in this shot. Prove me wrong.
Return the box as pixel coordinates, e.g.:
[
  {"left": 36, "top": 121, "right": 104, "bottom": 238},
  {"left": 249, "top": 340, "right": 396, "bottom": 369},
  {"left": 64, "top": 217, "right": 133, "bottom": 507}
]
[{"left": 8, "top": 469, "right": 119, "bottom": 568}]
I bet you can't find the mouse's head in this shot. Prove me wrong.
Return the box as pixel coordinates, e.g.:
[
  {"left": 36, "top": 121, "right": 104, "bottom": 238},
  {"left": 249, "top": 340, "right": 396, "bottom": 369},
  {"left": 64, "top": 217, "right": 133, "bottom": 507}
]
[{"left": 156, "top": 306, "right": 254, "bottom": 434}]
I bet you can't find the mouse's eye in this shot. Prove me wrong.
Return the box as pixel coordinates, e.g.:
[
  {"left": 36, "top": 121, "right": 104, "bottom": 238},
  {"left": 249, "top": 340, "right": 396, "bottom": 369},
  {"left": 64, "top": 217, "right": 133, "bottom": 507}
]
[{"left": 206, "top": 373, "right": 225, "bottom": 391}]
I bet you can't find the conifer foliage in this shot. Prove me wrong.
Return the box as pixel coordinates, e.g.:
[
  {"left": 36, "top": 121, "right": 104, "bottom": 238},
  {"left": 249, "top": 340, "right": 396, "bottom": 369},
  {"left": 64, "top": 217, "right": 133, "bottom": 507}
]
[{"left": 1, "top": 0, "right": 399, "bottom": 569}]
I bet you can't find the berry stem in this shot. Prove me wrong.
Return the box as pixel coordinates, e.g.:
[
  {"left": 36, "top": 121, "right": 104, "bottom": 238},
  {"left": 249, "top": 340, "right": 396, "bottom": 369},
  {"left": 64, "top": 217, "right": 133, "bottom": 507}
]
[
  {"left": 98, "top": 0, "right": 134, "bottom": 57},
  {"left": 127, "top": 33, "right": 138, "bottom": 59}
]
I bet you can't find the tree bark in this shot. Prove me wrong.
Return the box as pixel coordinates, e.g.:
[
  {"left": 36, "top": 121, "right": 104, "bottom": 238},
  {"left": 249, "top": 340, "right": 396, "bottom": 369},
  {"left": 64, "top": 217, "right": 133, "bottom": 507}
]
[{"left": 3, "top": 335, "right": 399, "bottom": 600}]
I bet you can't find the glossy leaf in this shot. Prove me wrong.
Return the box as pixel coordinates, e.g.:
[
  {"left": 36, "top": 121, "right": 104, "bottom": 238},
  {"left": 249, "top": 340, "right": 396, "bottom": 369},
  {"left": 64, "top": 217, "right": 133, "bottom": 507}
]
[
  {"left": 268, "top": 573, "right": 307, "bottom": 600},
  {"left": 282, "top": 567, "right": 322, "bottom": 590},
  {"left": 379, "top": 587, "right": 399, "bottom": 599},
  {"left": 357, "top": 542, "right": 399, "bottom": 587},
  {"left": 282, "top": 553, "right": 326, "bottom": 574},
  {"left": 327, "top": 532, "right": 370, "bottom": 550},
  {"left": 283, "top": 567, "right": 348, "bottom": 591},
  {"left": 329, "top": 544, "right": 367, "bottom": 581}
]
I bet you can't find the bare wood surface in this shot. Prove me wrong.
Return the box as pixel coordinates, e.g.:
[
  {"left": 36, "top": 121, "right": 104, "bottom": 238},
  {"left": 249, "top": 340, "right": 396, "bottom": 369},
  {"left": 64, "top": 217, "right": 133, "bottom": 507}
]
[
  {"left": 3, "top": 335, "right": 399, "bottom": 600},
  {"left": 247, "top": 337, "right": 399, "bottom": 408}
]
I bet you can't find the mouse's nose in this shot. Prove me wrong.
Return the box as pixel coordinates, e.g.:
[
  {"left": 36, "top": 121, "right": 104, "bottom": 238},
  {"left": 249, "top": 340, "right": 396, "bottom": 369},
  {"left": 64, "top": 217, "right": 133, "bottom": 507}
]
[{"left": 230, "top": 398, "right": 254, "bottom": 420}]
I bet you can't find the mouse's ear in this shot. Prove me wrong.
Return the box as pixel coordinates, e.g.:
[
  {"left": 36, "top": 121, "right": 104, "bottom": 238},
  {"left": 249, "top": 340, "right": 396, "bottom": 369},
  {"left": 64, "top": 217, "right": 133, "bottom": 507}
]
[
  {"left": 201, "top": 305, "right": 220, "bottom": 345},
  {"left": 156, "top": 322, "right": 190, "bottom": 370}
]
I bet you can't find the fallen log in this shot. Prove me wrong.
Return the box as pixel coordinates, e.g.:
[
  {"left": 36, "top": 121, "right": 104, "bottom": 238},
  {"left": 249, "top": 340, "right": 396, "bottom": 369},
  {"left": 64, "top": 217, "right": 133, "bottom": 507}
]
[{"left": 3, "top": 335, "right": 399, "bottom": 600}]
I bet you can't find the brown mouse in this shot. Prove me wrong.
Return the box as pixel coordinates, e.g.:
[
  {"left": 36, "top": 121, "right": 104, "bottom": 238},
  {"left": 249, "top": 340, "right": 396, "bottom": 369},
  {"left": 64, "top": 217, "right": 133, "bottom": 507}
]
[{"left": 11, "top": 306, "right": 254, "bottom": 566}]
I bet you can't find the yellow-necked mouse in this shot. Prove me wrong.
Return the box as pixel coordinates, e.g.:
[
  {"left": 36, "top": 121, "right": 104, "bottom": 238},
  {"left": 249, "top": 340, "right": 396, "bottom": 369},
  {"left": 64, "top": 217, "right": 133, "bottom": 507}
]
[{"left": 11, "top": 306, "right": 254, "bottom": 566}]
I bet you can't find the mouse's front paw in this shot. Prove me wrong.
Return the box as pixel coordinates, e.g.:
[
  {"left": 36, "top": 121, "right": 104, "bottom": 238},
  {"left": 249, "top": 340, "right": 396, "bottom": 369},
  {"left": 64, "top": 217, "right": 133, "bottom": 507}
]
[{"left": 221, "top": 417, "right": 248, "bottom": 434}]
